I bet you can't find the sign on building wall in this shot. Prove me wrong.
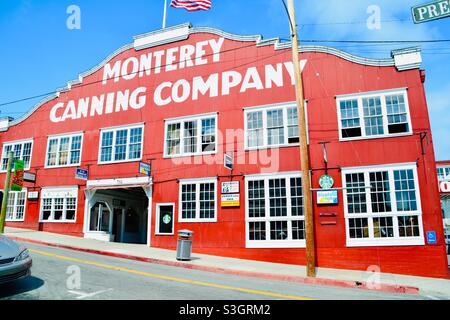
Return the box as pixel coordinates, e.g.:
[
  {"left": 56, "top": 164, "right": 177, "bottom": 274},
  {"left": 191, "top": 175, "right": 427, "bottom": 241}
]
[
  {"left": 139, "top": 162, "right": 151, "bottom": 176},
  {"left": 221, "top": 194, "right": 240, "bottom": 207},
  {"left": 11, "top": 160, "right": 24, "bottom": 192},
  {"left": 440, "top": 181, "right": 450, "bottom": 193},
  {"left": 75, "top": 168, "right": 89, "bottom": 181},
  {"left": 221, "top": 181, "right": 240, "bottom": 194},
  {"left": 23, "top": 172, "right": 36, "bottom": 183},
  {"left": 317, "top": 190, "right": 339, "bottom": 205},
  {"left": 319, "top": 175, "right": 334, "bottom": 190},
  {"left": 28, "top": 191, "right": 39, "bottom": 200},
  {"left": 412, "top": 0, "right": 450, "bottom": 24}
]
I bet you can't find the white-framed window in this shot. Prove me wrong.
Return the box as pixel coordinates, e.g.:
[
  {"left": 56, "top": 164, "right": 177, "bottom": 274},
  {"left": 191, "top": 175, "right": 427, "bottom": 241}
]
[
  {"left": 179, "top": 178, "right": 217, "bottom": 223},
  {"left": 437, "top": 166, "right": 450, "bottom": 181},
  {"left": 244, "top": 103, "right": 305, "bottom": 150},
  {"left": 4, "top": 189, "right": 27, "bottom": 222},
  {"left": 245, "top": 172, "right": 305, "bottom": 248},
  {"left": 337, "top": 89, "right": 412, "bottom": 140},
  {"left": 1, "top": 139, "right": 33, "bottom": 172},
  {"left": 45, "top": 133, "right": 83, "bottom": 168},
  {"left": 40, "top": 187, "right": 78, "bottom": 223},
  {"left": 342, "top": 163, "right": 424, "bottom": 247},
  {"left": 99, "top": 124, "right": 144, "bottom": 164},
  {"left": 164, "top": 113, "right": 217, "bottom": 157}
]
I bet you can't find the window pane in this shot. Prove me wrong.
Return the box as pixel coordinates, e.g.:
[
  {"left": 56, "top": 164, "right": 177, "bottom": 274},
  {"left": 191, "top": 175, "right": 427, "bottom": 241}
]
[
  {"left": 22, "top": 142, "right": 32, "bottom": 168},
  {"left": 269, "top": 179, "right": 287, "bottom": 217},
  {"left": 346, "top": 173, "right": 367, "bottom": 214},
  {"left": 65, "top": 198, "right": 77, "bottom": 220},
  {"left": 167, "top": 123, "right": 181, "bottom": 156},
  {"left": 181, "top": 184, "right": 196, "bottom": 219},
  {"left": 47, "top": 139, "right": 58, "bottom": 166},
  {"left": 267, "top": 109, "right": 285, "bottom": 146},
  {"left": 247, "top": 111, "right": 264, "bottom": 148},
  {"left": 287, "top": 107, "right": 299, "bottom": 143},
  {"left": 54, "top": 198, "right": 64, "bottom": 220},
  {"left": 249, "top": 222, "right": 266, "bottom": 241},
  {"left": 349, "top": 218, "right": 369, "bottom": 239},
  {"left": 370, "top": 171, "right": 391, "bottom": 213},
  {"left": 183, "top": 121, "right": 198, "bottom": 154},
  {"left": 386, "top": 94, "right": 408, "bottom": 134},
  {"left": 363, "top": 97, "right": 384, "bottom": 136},
  {"left": 248, "top": 180, "right": 265, "bottom": 218},
  {"left": 394, "top": 170, "right": 417, "bottom": 211},
  {"left": 270, "top": 221, "right": 288, "bottom": 240},
  {"left": 292, "top": 220, "right": 305, "bottom": 240},
  {"left": 129, "top": 128, "right": 143, "bottom": 160},
  {"left": 42, "top": 198, "right": 52, "bottom": 221},
  {"left": 114, "top": 130, "right": 128, "bottom": 161},
  {"left": 58, "top": 138, "right": 70, "bottom": 166},
  {"left": 201, "top": 118, "right": 216, "bottom": 152},
  {"left": 15, "top": 191, "right": 26, "bottom": 220},
  {"left": 199, "top": 183, "right": 215, "bottom": 219},
  {"left": 2, "top": 145, "right": 12, "bottom": 170},
  {"left": 290, "top": 177, "right": 303, "bottom": 216},
  {"left": 398, "top": 216, "right": 420, "bottom": 237},
  {"left": 373, "top": 217, "right": 394, "bottom": 238}
]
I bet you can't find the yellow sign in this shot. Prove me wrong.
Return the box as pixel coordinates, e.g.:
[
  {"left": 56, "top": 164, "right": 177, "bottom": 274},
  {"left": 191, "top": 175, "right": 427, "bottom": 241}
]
[{"left": 221, "top": 194, "right": 240, "bottom": 207}]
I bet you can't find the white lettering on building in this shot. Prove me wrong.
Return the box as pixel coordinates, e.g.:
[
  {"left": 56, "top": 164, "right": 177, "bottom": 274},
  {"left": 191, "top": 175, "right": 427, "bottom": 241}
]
[{"left": 50, "top": 37, "right": 308, "bottom": 122}]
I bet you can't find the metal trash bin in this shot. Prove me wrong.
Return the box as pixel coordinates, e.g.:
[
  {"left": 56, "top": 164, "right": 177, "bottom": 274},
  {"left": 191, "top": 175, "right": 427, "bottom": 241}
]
[{"left": 176, "top": 230, "right": 193, "bottom": 261}]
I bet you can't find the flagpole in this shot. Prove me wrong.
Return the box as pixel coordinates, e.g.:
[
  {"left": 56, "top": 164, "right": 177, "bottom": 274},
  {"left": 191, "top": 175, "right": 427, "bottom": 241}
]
[{"left": 162, "top": 0, "right": 168, "bottom": 29}]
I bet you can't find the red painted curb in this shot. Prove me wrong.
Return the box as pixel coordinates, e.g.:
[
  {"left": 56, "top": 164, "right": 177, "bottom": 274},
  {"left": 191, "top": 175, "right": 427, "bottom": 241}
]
[{"left": 10, "top": 236, "right": 420, "bottom": 295}]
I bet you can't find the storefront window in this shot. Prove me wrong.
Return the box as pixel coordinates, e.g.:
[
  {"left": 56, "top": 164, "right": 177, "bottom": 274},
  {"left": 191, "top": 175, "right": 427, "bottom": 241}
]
[
  {"left": 40, "top": 188, "right": 78, "bottom": 222},
  {"left": 343, "top": 164, "right": 423, "bottom": 246},
  {"left": 179, "top": 179, "right": 216, "bottom": 222},
  {"left": 246, "top": 173, "right": 305, "bottom": 248},
  {"left": 5, "top": 190, "right": 27, "bottom": 221}
]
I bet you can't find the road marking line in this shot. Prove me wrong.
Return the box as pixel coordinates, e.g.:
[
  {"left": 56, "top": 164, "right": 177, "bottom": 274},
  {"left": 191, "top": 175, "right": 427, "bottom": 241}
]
[{"left": 30, "top": 249, "right": 312, "bottom": 300}]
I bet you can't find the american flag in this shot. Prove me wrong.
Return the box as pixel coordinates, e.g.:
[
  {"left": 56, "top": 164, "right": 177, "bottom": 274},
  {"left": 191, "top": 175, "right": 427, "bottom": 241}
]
[{"left": 170, "top": 0, "right": 212, "bottom": 12}]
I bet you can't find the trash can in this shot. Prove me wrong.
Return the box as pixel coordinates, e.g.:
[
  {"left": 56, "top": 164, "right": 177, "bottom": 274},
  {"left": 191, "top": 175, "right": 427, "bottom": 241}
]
[{"left": 176, "top": 230, "right": 193, "bottom": 261}]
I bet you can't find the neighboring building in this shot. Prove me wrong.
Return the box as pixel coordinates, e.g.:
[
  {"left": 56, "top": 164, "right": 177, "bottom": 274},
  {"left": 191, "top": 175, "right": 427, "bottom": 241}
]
[
  {"left": 1, "top": 24, "right": 448, "bottom": 278},
  {"left": 437, "top": 160, "right": 450, "bottom": 258}
]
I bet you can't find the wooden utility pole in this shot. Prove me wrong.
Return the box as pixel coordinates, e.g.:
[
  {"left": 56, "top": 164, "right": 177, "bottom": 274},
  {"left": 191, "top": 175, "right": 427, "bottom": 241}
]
[
  {"left": 0, "top": 151, "right": 14, "bottom": 234},
  {"left": 287, "top": 0, "right": 316, "bottom": 277}
]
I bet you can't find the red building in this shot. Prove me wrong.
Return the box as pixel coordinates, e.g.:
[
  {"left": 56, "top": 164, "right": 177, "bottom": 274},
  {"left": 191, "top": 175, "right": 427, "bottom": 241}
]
[{"left": 1, "top": 24, "right": 448, "bottom": 278}]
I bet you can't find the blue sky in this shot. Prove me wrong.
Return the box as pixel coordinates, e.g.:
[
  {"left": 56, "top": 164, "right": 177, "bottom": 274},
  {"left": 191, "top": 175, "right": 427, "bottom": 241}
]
[{"left": 0, "top": 0, "right": 449, "bottom": 159}]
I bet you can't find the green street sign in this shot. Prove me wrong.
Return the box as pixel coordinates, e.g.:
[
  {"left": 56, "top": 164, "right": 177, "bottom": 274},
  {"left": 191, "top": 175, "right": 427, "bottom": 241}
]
[
  {"left": 11, "top": 160, "right": 24, "bottom": 192},
  {"left": 412, "top": 0, "right": 450, "bottom": 24}
]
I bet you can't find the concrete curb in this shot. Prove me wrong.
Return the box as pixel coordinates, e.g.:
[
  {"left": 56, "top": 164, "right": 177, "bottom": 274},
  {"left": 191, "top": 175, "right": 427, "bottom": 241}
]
[{"left": 11, "top": 236, "right": 420, "bottom": 295}]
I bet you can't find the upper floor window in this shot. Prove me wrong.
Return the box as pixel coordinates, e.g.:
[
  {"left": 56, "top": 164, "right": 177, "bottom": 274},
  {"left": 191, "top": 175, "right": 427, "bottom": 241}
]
[
  {"left": 342, "top": 164, "right": 424, "bottom": 247},
  {"left": 46, "top": 133, "right": 82, "bottom": 168},
  {"left": 337, "top": 89, "right": 412, "bottom": 140},
  {"left": 1, "top": 140, "right": 33, "bottom": 171},
  {"left": 4, "top": 189, "right": 27, "bottom": 222},
  {"left": 164, "top": 114, "right": 217, "bottom": 157},
  {"left": 99, "top": 124, "right": 144, "bottom": 164},
  {"left": 437, "top": 167, "right": 450, "bottom": 181},
  {"left": 179, "top": 178, "right": 217, "bottom": 223},
  {"left": 245, "top": 104, "right": 302, "bottom": 149}
]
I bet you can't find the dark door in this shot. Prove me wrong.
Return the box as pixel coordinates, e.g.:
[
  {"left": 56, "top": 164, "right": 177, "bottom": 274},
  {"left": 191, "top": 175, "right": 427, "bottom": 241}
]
[
  {"left": 158, "top": 205, "right": 174, "bottom": 235},
  {"left": 113, "top": 208, "right": 123, "bottom": 242}
]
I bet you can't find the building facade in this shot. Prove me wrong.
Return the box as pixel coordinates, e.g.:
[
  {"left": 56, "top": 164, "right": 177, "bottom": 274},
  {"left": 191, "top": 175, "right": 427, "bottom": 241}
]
[{"left": 1, "top": 24, "right": 448, "bottom": 278}]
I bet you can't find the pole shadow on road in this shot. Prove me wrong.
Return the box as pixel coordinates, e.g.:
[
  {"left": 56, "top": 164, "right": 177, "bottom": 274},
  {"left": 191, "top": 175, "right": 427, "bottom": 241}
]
[{"left": 0, "top": 277, "right": 45, "bottom": 299}]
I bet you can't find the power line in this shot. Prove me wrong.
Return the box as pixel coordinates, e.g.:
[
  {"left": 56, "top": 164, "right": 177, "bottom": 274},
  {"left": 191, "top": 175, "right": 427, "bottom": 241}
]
[{"left": 299, "top": 18, "right": 410, "bottom": 27}]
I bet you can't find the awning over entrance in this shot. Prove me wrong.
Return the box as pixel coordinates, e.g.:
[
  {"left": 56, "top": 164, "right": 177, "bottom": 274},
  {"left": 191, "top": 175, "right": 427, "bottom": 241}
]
[{"left": 86, "top": 176, "right": 152, "bottom": 190}]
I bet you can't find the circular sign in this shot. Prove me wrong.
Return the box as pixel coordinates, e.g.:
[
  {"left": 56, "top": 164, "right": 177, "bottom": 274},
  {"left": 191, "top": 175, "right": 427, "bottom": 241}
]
[
  {"left": 162, "top": 214, "right": 172, "bottom": 225},
  {"left": 319, "top": 175, "right": 334, "bottom": 190}
]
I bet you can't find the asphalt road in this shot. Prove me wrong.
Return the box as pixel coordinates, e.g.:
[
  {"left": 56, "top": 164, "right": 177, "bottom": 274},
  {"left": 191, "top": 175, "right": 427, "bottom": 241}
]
[{"left": 0, "top": 242, "right": 430, "bottom": 300}]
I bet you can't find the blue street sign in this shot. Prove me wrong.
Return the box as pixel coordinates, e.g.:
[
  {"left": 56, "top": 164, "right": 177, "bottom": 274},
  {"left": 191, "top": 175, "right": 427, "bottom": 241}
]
[
  {"left": 75, "top": 168, "right": 89, "bottom": 181},
  {"left": 426, "top": 231, "right": 437, "bottom": 245},
  {"left": 139, "top": 162, "right": 151, "bottom": 176}
]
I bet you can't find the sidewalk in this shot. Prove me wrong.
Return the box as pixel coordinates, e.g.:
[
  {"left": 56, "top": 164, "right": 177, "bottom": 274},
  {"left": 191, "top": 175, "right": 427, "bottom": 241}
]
[{"left": 4, "top": 227, "right": 450, "bottom": 298}]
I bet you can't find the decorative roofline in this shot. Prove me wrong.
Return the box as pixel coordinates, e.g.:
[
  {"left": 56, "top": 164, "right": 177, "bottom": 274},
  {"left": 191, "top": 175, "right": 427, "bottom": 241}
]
[{"left": 5, "top": 23, "right": 420, "bottom": 129}]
